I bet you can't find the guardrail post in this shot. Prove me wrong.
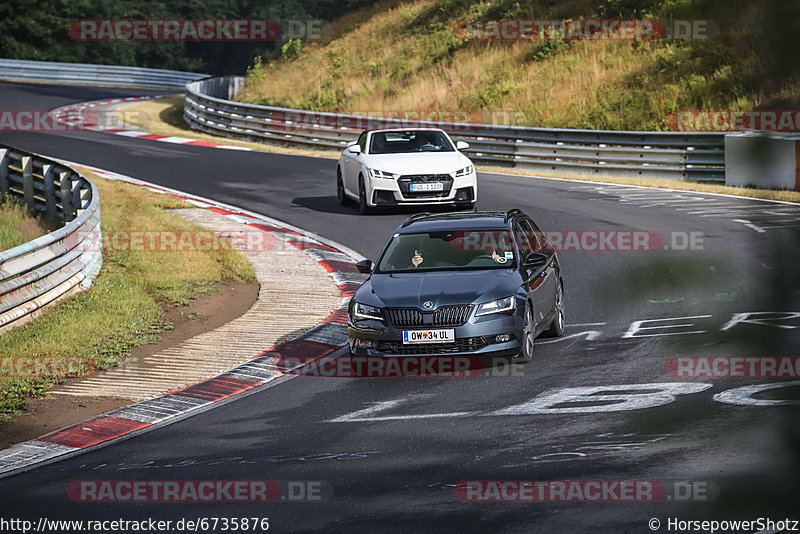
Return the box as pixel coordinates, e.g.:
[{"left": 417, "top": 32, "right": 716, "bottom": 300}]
[
  {"left": 21, "top": 156, "right": 33, "bottom": 206},
  {"left": 42, "top": 163, "right": 57, "bottom": 219},
  {"left": 55, "top": 170, "right": 69, "bottom": 220},
  {"left": 0, "top": 148, "right": 8, "bottom": 195},
  {"left": 61, "top": 171, "right": 75, "bottom": 221},
  {"left": 73, "top": 178, "right": 86, "bottom": 212}
]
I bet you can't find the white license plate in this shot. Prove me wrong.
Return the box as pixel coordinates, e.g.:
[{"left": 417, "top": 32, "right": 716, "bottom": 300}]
[
  {"left": 410, "top": 182, "right": 444, "bottom": 192},
  {"left": 402, "top": 329, "right": 455, "bottom": 344}
]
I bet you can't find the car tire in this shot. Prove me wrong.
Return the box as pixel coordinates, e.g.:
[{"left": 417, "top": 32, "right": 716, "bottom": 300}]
[
  {"left": 358, "top": 176, "right": 372, "bottom": 215},
  {"left": 543, "top": 279, "right": 565, "bottom": 338},
  {"left": 337, "top": 168, "right": 351, "bottom": 205},
  {"left": 516, "top": 302, "right": 535, "bottom": 363}
]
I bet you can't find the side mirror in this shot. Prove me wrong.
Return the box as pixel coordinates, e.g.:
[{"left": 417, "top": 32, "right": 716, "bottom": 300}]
[
  {"left": 347, "top": 144, "right": 362, "bottom": 154},
  {"left": 355, "top": 259, "right": 373, "bottom": 274},
  {"left": 524, "top": 252, "right": 548, "bottom": 267},
  {"left": 456, "top": 140, "right": 470, "bottom": 151}
]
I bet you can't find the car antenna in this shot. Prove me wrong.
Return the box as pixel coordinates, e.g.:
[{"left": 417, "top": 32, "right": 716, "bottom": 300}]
[{"left": 401, "top": 212, "right": 431, "bottom": 227}]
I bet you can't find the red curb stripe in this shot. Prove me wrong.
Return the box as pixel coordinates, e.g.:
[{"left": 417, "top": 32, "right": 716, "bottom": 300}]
[
  {"left": 185, "top": 140, "right": 220, "bottom": 147},
  {"left": 138, "top": 134, "right": 166, "bottom": 140},
  {"left": 318, "top": 260, "right": 359, "bottom": 274},
  {"left": 208, "top": 207, "right": 233, "bottom": 215},
  {"left": 155, "top": 191, "right": 190, "bottom": 201},
  {"left": 287, "top": 240, "right": 339, "bottom": 252},
  {"left": 38, "top": 416, "right": 151, "bottom": 449},
  {"left": 248, "top": 223, "right": 301, "bottom": 235},
  {"left": 337, "top": 282, "right": 361, "bottom": 298},
  {"left": 223, "top": 212, "right": 252, "bottom": 219},
  {"left": 177, "top": 377, "right": 260, "bottom": 402},
  {"left": 323, "top": 309, "right": 349, "bottom": 324}
]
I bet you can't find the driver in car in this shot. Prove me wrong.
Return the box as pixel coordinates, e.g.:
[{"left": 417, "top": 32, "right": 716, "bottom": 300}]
[{"left": 412, "top": 133, "right": 437, "bottom": 151}]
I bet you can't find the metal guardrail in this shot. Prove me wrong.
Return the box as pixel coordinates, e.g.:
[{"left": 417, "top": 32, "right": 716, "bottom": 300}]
[
  {"left": 185, "top": 76, "right": 725, "bottom": 181},
  {"left": 0, "top": 58, "right": 207, "bottom": 89},
  {"left": 0, "top": 144, "right": 102, "bottom": 332}
]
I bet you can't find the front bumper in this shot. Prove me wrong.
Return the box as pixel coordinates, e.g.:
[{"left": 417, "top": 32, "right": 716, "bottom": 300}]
[
  {"left": 348, "top": 310, "right": 522, "bottom": 358},
  {"left": 367, "top": 172, "right": 477, "bottom": 207}
]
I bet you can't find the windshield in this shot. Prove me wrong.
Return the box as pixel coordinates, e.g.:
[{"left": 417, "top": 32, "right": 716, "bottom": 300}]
[
  {"left": 369, "top": 131, "right": 455, "bottom": 154},
  {"left": 376, "top": 230, "right": 516, "bottom": 273}
]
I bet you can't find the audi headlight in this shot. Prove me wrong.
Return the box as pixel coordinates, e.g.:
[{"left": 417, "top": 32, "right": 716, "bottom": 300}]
[
  {"left": 454, "top": 165, "right": 474, "bottom": 177},
  {"left": 475, "top": 296, "right": 515, "bottom": 316},
  {"left": 352, "top": 302, "right": 383, "bottom": 321},
  {"left": 369, "top": 168, "right": 397, "bottom": 179}
]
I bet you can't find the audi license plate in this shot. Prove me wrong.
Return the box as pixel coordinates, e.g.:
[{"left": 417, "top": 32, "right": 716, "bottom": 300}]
[
  {"left": 402, "top": 329, "right": 455, "bottom": 344},
  {"left": 409, "top": 182, "right": 444, "bottom": 192}
]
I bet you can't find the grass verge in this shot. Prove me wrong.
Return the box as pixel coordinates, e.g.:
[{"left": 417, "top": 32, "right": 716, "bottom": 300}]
[
  {"left": 117, "top": 95, "right": 341, "bottom": 159},
  {"left": 0, "top": 195, "right": 58, "bottom": 250},
  {"left": 116, "top": 97, "right": 800, "bottom": 204},
  {"left": 0, "top": 171, "right": 256, "bottom": 422}
]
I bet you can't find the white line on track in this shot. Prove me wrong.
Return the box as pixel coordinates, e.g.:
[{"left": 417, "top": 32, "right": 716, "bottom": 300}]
[{"left": 733, "top": 219, "right": 766, "bottom": 233}]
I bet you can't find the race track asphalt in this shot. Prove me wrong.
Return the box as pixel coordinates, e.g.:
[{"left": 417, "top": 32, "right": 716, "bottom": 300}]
[{"left": 0, "top": 81, "right": 798, "bottom": 533}]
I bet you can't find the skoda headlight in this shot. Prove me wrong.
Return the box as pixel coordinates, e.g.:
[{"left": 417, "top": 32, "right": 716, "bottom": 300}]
[
  {"left": 352, "top": 302, "right": 383, "bottom": 321},
  {"left": 475, "top": 296, "right": 515, "bottom": 316},
  {"left": 369, "top": 168, "right": 397, "bottom": 179}
]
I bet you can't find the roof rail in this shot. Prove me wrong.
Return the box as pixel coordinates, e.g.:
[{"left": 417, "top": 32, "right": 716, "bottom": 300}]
[
  {"left": 401, "top": 212, "right": 432, "bottom": 227},
  {"left": 504, "top": 208, "right": 522, "bottom": 222}
]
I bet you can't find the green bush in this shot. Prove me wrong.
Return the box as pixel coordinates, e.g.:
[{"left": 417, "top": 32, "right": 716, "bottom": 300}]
[{"left": 282, "top": 39, "right": 303, "bottom": 61}]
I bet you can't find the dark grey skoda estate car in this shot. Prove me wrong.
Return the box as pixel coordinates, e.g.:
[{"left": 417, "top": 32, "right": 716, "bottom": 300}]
[{"left": 348, "top": 209, "right": 564, "bottom": 363}]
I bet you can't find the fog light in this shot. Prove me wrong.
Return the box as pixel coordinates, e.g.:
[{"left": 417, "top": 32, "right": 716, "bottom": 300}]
[
  {"left": 373, "top": 190, "right": 396, "bottom": 204},
  {"left": 354, "top": 339, "right": 377, "bottom": 349},
  {"left": 495, "top": 333, "right": 513, "bottom": 343},
  {"left": 455, "top": 187, "right": 474, "bottom": 201}
]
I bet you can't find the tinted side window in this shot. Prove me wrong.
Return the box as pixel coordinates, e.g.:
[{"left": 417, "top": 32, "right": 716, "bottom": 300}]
[
  {"left": 526, "top": 219, "right": 545, "bottom": 251},
  {"left": 358, "top": 132, "right": 367, "bottom": 152},
  {"left": 514, "top": 221, "right": 536, "bottom": 255}
]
